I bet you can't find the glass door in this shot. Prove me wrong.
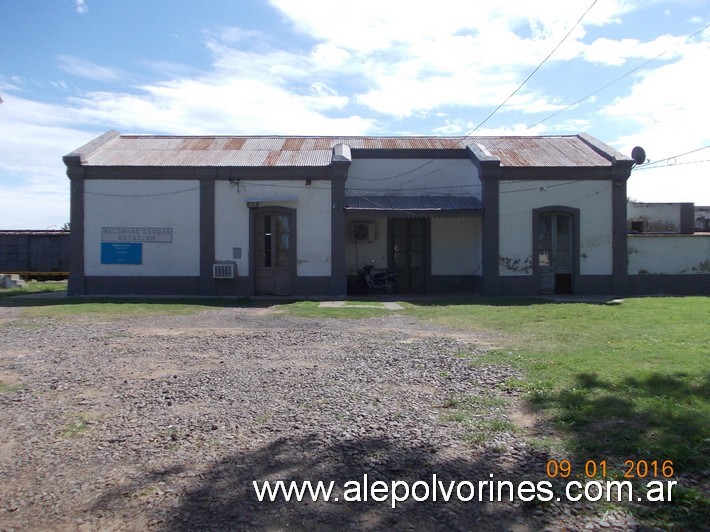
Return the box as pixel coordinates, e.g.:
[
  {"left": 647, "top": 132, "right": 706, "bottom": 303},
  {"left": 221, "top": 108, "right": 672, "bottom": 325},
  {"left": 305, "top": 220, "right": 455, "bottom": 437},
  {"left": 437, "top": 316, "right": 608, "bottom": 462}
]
[{"left": 537, "top": 213, "right": 573, "bottom": 294}]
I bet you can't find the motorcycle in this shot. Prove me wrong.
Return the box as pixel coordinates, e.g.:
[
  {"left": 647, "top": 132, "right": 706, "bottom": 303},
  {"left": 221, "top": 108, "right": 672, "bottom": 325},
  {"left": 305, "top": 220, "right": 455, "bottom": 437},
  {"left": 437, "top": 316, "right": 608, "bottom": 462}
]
[{"left": 354, "top": 262, "right": 397, "bottom": 295}]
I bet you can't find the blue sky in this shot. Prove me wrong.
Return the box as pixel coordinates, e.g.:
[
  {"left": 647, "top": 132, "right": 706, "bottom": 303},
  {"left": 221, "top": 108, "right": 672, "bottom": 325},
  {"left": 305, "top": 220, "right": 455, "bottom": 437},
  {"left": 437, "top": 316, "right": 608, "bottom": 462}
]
[{"left": 1, "top": 0, "right": 708, "bottom": 229}]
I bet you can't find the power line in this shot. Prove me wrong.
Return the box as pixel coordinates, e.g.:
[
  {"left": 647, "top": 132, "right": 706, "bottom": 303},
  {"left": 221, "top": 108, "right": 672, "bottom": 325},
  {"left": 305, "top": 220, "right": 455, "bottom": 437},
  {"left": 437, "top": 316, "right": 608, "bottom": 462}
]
[
  {"left": 527, "top": 22, "right": 710, "bottom": 129},
  {"left": 634, "top": 145, "right": 710, "bottom": 169},
  {"left": 634, "top": 158, "right": 710, "bottom": 171},
  {"left": 466, "top": 0, "right": 598, "bottom": 137},
  {"left": 345, "top": 0, "right": 600, "bottom": 186}
]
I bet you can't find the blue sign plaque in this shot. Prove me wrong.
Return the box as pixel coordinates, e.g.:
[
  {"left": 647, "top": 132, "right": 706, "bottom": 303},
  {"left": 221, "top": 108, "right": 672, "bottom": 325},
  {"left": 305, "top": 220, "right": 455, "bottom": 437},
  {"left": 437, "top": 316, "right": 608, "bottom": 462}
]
[{"left": 101, "top": 242, "right": 142, "bottom": 264}]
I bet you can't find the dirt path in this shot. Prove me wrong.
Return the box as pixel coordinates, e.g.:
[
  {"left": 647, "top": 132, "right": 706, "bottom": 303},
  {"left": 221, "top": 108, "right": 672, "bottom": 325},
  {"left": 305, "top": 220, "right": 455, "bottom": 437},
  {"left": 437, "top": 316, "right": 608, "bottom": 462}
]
[{"left": 0, "top": 306, "right": 634, "bottom": 531}]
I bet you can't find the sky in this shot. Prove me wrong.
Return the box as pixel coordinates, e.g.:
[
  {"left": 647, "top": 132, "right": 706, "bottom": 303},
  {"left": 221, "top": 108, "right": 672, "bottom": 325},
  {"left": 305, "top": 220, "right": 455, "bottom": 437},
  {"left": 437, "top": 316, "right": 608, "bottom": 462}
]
[{"left": 0, "top": 0, "right": 708, "bottom": 229}]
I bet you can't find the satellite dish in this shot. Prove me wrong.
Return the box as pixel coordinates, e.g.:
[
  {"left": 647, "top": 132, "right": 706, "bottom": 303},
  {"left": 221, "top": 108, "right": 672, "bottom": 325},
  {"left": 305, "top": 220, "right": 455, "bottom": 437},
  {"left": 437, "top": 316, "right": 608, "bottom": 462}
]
[{"left": 631, "top": 146, "right": 646, "bottom": 165}]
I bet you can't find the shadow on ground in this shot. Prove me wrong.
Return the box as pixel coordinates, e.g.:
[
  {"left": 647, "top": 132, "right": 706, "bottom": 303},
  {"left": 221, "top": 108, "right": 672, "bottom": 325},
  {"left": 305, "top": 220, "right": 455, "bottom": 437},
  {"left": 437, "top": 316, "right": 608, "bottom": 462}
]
[
  {"left": 532, "top": 371, "right": 710, "bottom": 530},
  {"left": 91, "top": 434, "right": 556, "bottom": 531}
]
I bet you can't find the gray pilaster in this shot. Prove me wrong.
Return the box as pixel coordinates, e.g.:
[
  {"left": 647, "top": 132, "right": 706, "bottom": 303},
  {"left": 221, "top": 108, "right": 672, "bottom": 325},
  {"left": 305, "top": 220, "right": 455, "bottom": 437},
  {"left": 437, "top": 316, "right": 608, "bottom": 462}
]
[
  {"left": 468, "top": 145, "right": 502, "bottom": 297},
  {"left": 66, "top": 167, "right": 85, "bottom": 295},
  {"left": 199, "top": 173, "right": 216, "bottom": 295},
  {"left": 330, "top": 144, "right": 351, "bottom": 296},
  {"left": 611, "top": 170, "right": 631, "bottom": 295}
]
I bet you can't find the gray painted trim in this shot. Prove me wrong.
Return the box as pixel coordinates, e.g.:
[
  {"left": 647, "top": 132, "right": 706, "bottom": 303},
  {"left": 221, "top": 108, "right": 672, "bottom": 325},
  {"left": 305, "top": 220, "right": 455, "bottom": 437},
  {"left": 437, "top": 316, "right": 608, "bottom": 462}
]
[
  {"left": 577, "top": 133, "right": 635, "bottom": 164},
  {"left": 499, "top": 276, "right": 538, "bottom": 296},
  {"left": 63, "top": 130, "right": 121, "bottom": 166},
  {"left": 628, "top": 274, "right": 710, "bottom": 295},
  {"left": 575, "top": 275, "right": 614, "bottom": 295},
  {"left": 499, "top": 166, "right": 630, "bottom": 181},
  {"left": 680, "top": 203, "right": 695, "bottom": 234},
  {"left": 294, "top": 276, "right": 332, "bottom": 296},
  {"left": 199, "top": 177, "right": 216, "bottom": 296},
  {"left": 499, "top": 275, "right": 617, "bottom": 296},
  {"left": 466, "top": 144, "right": 500, "bottom": 165},
  {"left": 67, "top": 171, "right": 86, "bottom": 295},
  {"left": 481, "top": 174, "right": 501, "bottom": 296},
  {"left": 469, "top": 144, "right": 504, "bottom": 296},
  {"left": 83, "top": 276, "right": 203, "bottom": 295},
  {"left": 332, "top": 143, "right": 352, "bottom": 163},
  {"left": 80, "top": 166, "right": 338, "bottom": 180},
  {"left": 351, "top": 149, "right": 469, "bottom": 159},
  {"left": 532, "top": 206, "right": 581, "bottom": 295},
  {"left": 611, "top": 176, "right": 629, "bottom": 295},
  {"left": 427, "top": 275, "right": 481, "bottom": 294},
  {"left": 330, "top": 165, "right": 349, "bottom": 296}
]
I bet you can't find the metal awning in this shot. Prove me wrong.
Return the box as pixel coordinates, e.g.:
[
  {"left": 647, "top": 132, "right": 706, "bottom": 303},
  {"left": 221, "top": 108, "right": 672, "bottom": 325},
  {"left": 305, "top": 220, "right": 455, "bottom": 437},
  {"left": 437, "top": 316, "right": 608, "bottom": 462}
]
[{"left": 344, "top": 196, "right": 483, "bottom": 217}]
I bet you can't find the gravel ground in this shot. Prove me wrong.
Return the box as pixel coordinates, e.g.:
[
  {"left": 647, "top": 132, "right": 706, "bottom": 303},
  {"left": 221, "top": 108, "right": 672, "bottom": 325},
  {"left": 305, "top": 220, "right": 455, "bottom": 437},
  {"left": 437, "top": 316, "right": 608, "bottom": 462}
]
[{"left": 0, "top": 305, "right": 640, "bottom": 531}]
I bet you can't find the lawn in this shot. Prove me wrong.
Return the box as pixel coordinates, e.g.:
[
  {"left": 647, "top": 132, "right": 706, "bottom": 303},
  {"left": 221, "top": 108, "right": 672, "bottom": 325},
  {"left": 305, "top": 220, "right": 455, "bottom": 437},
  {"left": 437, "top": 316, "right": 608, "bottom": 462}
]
[
  {"left": 405, "top": 296, "right": 709, "bottom": 530},
  {"left": 0, "top": 280, "right": 68, "bottom": 298}
]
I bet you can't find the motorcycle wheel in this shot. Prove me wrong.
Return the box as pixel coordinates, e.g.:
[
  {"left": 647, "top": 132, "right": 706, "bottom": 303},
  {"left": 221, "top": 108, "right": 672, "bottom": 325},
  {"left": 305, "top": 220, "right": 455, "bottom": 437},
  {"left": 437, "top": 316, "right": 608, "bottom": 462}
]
[{"left": 385, "top": 280, "right": 397, "bottom": 295}]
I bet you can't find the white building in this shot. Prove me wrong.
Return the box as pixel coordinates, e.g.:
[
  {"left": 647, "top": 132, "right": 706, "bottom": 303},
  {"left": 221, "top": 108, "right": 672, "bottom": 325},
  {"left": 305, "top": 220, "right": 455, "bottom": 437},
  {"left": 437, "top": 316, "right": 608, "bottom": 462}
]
[{"left": 63, "top": 131, "right": 709, "bottom": 297}]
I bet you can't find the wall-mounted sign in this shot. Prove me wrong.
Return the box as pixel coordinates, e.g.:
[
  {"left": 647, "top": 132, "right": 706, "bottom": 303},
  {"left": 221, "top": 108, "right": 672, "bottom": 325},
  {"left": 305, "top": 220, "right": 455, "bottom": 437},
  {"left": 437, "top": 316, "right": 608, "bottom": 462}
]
[
  {"left": 102, "top": 227, "right": 173, "bottom": 243},
  {"left": 101, "top": 242, "right": 142, "bottom": 264}
]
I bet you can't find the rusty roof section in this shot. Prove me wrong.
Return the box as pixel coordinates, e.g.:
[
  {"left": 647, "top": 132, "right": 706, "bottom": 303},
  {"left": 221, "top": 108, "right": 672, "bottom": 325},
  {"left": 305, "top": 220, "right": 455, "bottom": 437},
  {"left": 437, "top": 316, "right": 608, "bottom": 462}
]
[{"left": 67, "top": 131, "right": 631, "bottom": 168}]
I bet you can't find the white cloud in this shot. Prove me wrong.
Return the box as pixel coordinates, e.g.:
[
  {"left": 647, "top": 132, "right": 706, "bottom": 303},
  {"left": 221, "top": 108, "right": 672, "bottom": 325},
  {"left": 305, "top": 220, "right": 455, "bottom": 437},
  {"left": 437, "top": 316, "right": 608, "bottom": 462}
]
[
  {"left": 265, "top": 0, "right": 653, "bottom": 118},
  {"left": 74, "top": 0, "right": 88, "bottom": 15},
  {"left": 603, "top": 40, "right": 710, "bottom": 203},
  {"left": 58, "top": 55, "right": 126, "bottom": 82},
  {"left": 0, "top": 96, "right": 99, "bottom": 228}
]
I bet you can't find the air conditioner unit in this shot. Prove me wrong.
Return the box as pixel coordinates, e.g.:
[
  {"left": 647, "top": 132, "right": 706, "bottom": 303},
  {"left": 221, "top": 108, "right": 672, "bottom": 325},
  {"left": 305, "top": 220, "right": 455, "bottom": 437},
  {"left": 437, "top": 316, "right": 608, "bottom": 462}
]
[
  {"left": 213, "top": 261, "right": 236, "bottom": 279},
  {"left": 351, "top": 222, "right": 376, "bottom": 242}
]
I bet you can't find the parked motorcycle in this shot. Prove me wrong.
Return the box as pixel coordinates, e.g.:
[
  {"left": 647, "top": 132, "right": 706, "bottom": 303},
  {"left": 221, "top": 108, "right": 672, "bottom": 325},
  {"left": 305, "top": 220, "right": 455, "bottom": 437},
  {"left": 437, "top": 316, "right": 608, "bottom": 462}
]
[{"left": 354, "top": 262, "right": 397, "bottom": 295}]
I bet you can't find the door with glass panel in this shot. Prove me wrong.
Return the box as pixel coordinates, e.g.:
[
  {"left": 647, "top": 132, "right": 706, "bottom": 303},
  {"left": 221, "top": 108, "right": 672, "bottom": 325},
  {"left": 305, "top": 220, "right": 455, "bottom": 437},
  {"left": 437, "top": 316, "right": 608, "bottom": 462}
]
[
  {"left": 255, "top": 211, "right": 293, "bottom": 295},
  {"left": 391, "top": 218, "right": 428, "bottom": 293},
  {"left": 537, "top": 213, "right": 573, "bottom": 294}
]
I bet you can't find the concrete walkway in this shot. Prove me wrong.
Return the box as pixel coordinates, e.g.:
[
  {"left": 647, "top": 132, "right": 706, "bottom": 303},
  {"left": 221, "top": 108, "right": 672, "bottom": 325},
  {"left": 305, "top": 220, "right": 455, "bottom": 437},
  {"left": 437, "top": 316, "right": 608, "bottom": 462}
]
[{"left": 318, "top": 301, "right": 403, "bottom": 310}]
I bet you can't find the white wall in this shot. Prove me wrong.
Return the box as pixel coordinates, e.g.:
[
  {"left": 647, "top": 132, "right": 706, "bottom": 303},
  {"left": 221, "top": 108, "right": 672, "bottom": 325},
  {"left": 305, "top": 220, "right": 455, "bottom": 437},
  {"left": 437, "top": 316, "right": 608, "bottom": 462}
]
[
  {"left": 431, "top": 217, "right": 481, "bottom": 275},
  {"left": 344, "top": 217, "right": 388, "bottom": 275},
  {"left": 214, "top": 179, "right": 332, "bottom": 277},
  {"left": 628, "top": 235, "right": 710, "bottom": 274},
  {"left": 498, "top": 180, "right": 613, "bottom": 276},
  {"left": 84, "top": 180, "right": 200, "bottom": 276},
  {"left": 347, "top": 159, "right": 481, "bottom": 198}
]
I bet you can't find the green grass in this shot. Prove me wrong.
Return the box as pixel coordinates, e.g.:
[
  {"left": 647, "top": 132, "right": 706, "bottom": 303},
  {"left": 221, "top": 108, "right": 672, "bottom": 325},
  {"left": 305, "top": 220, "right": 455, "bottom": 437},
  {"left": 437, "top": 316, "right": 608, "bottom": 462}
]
[
  {"left": 406, "top": 296, "right": 710, "bottom": 530},
  {"left": 61, "top": 412, "right": 98, "bottom": 437},
  {"left": 0, "top": 381, "right": 22, "bottom": 393},
  {"left": 0, "top": 280, "right": 67, "bottom": 298},
  {"left": 2, "top": 297, "right": 257, "bottom": 318},
  {"left": 276, "top": 300, "right": 392, "bottom": 319}
]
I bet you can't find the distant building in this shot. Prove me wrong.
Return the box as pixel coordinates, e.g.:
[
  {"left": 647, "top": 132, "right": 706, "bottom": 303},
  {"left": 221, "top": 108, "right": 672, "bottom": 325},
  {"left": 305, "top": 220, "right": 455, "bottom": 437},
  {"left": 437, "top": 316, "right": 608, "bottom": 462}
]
[
  {"left": 627, "top": 202, "right": 695, "bottom": 234},
  {"left": 695, "top": 206, "right": 710, "bottom": 232}
]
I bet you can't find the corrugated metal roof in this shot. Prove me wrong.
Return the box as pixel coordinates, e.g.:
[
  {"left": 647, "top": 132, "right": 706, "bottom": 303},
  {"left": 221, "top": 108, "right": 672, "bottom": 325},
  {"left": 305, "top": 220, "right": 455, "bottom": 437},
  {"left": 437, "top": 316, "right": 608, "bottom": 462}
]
[
  {"left": 345, "top": 196, "right": 482, "bottom": 216},
  {"left": 76, "top": 133, "right": 627, "bottom": 168}
]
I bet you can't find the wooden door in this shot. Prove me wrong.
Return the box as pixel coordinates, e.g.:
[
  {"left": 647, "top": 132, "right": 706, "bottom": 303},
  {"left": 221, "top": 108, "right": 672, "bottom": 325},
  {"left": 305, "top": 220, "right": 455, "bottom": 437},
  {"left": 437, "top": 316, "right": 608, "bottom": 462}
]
[{"left": 255, "top": 212, "right": 293, "bottom": 295}]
